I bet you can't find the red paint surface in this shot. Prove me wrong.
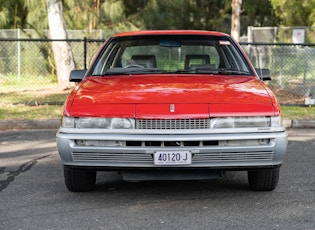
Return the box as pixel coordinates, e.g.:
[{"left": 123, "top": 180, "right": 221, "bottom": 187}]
[{"left": 65, "top": 74, "right": 279, "bottom": 118}]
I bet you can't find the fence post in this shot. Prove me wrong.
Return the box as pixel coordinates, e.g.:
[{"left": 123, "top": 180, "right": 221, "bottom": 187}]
[
  {"left": 303, "top": 47, "right": 308, "bottom": 96},
  {"left": 84, "top": 37, "right": 87, "bottom": 69},
  {"left": 17, "top": 29, "right": 21, "bottom": 82},
  {"left": 280, "top": 45, "right": 283, "bottom": 88}
]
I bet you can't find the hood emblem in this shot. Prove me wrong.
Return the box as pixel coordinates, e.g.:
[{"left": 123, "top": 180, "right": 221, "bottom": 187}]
[{"left": 170, "top": 104, "right": 175, "bottom": 113}]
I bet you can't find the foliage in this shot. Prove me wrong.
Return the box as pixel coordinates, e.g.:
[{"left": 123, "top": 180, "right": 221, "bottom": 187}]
[
  {"left": 0, "top": 0, "right": 28, "bottom": 29},
  {"left": 122, "top": 0, "right": 231, "bottom": 32},
  {"left": 64, "top": 0, "right": 102, "bottom": 31},
  {"left": 0, "top": 0, "right": 286, "bottom": 36},
  {"left": 24, "top": 0, "right": 47, "bottom": 31},
  {"left": 1, "top": 0, "right": 315, "bottom": 35},
  {"left": 270, "top": 0, "right": 315, "bottom": 26},
  {"left": 242, "top": 0, "right": 280, "bottom": 27}
]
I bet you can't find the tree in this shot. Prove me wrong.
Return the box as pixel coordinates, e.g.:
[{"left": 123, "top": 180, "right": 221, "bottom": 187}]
[
  {"left": 64, "top": 0, "right": 102, "bottom": 31},
  {"left": 24, "top": 0, "right": 47, "bottom": 31},
  {"left": 46, "top": 0, "right": 75, "bottom": 89},
  {"left": 270, "top": 0, "right": 315, "bottom": 26},
  {"left": 242, "top": 0, "right": 279, "bottom": 27},
  {"left": 231, "top": 0, "right": 242, "bottom": 41},
  {"left": 102, "top": 0, "right": 139, "bottom": 31},
  {"left": 61, "top": 0, "right": 138, "bottom": 35},
  {"left": 0, "top": 0, "right": 28, "bottom": 29},
  {"left": 121, "top": 0, "right": 231, "bottom": 32}
]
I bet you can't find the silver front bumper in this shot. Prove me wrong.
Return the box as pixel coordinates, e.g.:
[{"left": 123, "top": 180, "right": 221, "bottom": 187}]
[{"left": 56, "top": 127, "right": 288, "bottom": 170}]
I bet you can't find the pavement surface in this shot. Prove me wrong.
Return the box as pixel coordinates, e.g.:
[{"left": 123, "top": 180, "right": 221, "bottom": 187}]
[
  {"left": 0, "top": 129, "right": 314, "bottom": 229},
  {"left": 0, "top": 118, "right": 315, "bottom": 130}
]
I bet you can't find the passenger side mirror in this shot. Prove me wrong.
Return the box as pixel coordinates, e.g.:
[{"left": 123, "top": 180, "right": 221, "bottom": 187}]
[
  {"left": 69, "top": 70, "right": 87, "bottom": 82},
  {"left": 255, "top": 68, "right": 271, "bottom": 81}
]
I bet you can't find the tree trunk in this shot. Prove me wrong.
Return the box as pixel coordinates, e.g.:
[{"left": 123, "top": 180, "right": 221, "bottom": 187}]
[
  {"left": 46, "top": 0, "right": 75, "bottom": 90},
  {"left": 231, "top": 0, "right": 242, "bottom": 42}
]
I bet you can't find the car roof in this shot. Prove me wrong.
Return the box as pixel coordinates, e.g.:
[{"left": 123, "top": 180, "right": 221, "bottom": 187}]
[{"left": 113, "top": 30, "right": 229, "bottom": 37}]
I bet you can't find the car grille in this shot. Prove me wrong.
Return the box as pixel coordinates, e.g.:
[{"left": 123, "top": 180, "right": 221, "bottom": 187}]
[
  {"left": 136, "top": 119, "right": 210, "bottom": 129},
  {"left": 71, "top": 151, "right": 274, "bottom": 163}
]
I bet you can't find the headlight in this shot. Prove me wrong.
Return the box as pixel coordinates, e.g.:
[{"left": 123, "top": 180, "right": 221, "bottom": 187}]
[
  {"left": 210, "top": 116, "right": 280, "bottom": 129},
  {"left": 62, "top": 117, "right": 75, "bottom": 128},
  {"left": 271, "top": 116, "right": 282, "bottom": 127},
  {"left": 61, "top": 117, "right": 135, "bottom": 129},
  {"left": 111, "top": 118, "right": 135, "bottom": 129},
  {"left": 76, "top": 117, "right": 111, "bottom": 129}
]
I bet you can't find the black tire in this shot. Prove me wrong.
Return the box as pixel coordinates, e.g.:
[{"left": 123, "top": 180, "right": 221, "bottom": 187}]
[
  {"left": 248, "top": 167, "right": 280, "bottom": 191},
  {"left": 64, "top": 166, "right": 96, "bottom": 192}
]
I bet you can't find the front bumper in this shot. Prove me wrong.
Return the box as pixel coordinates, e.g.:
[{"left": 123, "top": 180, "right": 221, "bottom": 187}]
[{"left": 56, "top": 128, "right": 288, "bottom": 170}]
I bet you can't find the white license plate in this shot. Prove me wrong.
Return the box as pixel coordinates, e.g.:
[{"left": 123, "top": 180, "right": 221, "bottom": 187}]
[{"left": 154, "top": 151, "right": 192, "bottom": 165}]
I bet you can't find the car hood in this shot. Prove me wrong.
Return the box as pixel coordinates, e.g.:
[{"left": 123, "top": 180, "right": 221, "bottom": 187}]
[{"left": 68, "top": 74, "right": 278, "bottom": 118}]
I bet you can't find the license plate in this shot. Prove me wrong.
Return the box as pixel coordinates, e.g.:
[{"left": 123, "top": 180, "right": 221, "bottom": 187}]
[{"left": 154, "top": 151, "right": 192, "bottom": 165}]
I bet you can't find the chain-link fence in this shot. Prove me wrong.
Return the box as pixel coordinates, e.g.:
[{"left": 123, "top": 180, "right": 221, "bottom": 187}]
[
  {"left": 241, "top": 43, "right": 315, "bottom": 105},
  {"left": 0, "top": 38, "right": 103, "bottom": 106},
  {"left": 1, "top": 38, "right": 315, "bottom": 106}
]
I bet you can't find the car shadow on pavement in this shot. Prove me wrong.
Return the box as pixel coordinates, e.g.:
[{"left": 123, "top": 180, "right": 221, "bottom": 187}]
[{"left": 93, "top": 170, "right": 250, "bottom": 195}]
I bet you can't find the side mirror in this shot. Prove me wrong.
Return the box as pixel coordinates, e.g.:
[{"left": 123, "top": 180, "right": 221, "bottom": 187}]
[
  {"left": 255, "top": 68, "right": 271, "bottom": 81},
  {"left": 69, "top": 69, "right": 87, "bottom": 82}
]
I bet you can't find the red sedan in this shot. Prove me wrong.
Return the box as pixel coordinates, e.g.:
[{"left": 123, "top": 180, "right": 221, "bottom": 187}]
[{"left": 57, "top": 30, "right": 288, "bottom": 192}]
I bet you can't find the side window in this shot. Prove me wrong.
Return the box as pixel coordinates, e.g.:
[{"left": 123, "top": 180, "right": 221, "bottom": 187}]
[
  {"left": 208, "top": 46, "right": 220, "bottom": 67},
  {"left": 220, "top": 45, "right": 249, "bottom": 71},
  {"left": 92, "top": 43, "right": 121, "bottom": 75}
]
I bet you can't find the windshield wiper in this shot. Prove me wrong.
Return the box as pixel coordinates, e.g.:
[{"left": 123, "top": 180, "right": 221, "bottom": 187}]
[
  {"left": 174, "top": 69, "right": 194, "bottom": 73},
  {"left": 100, "top": 67, "right": 164, "bottom": 76},
  {"left": 175, "top": 68, "right": 217, "bottom": 74},
  {"left": 125, "top": 68, "right": 164, "bottom": 74},
  {"left": 218, "top": 68, "right": 251, "bottom": 75}
]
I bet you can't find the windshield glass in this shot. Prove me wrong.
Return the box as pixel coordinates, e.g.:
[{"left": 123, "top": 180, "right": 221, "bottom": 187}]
[{"left": 91, "top": 35, "right": 253, "bottom": 76}]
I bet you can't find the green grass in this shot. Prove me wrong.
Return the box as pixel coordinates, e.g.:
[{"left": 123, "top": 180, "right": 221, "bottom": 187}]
[
  {"left": 0, "top": 90, "right": 68, "bottom": 105},
  {"left": 0, "top": 104, "right": 63, "bottom": 120},
  {"left": 0, "top": 74, "right": 68, "bottom": 119},
  {"left": 280, "top": 106, "right": 315, "bottom": 120},
  {"left": 0, "top": 74, "right": 56, "bottom": 90}
]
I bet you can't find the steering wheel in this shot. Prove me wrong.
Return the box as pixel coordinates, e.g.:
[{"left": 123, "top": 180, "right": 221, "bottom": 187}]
[{"left": 124, "top": 64, "right": 145, "bottom": 68}]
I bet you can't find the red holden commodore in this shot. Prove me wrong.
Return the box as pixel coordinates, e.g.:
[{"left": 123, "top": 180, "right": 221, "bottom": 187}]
[{"left": 57, "top": 30, "right": 288, "bottom": 192}]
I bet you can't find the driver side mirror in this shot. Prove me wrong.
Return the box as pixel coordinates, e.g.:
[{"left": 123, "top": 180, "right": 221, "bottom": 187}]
[
  {"left": 255, "top": 68, "right": 271, "bottom": 81},
  {"left": 69, "top": 69, "right": 87, "bottom": 82}
]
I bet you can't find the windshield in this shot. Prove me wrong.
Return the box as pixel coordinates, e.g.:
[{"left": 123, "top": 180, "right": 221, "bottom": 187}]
[{"left": 91, "top": 35, "right": 253, "bottom": 76}]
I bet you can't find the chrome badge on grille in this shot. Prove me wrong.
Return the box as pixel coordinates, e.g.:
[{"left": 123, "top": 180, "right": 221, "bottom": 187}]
[{"left": 170, "top": 104, "right": 175, "bottom": 113}]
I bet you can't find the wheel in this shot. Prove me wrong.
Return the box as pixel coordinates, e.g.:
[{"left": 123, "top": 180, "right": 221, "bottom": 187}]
[
  {"left": 64, "top": 166, "right": 96, "bottom": 192},
  {"left": 247, "top": 168, "right": 280, "bottom": 191}
]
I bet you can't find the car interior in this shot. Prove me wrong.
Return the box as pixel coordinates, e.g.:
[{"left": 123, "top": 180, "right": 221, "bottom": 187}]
[
  {"left": 184, "top": 54, "right": 216, "bottom": 69},
  {"left": 131, "top": 55, "right": 157, "bottom": 68}
]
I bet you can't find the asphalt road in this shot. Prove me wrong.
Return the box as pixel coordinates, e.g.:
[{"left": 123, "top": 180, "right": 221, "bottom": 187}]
[{"left": 0, "top": 129, "right": 314, "bottom": 230}]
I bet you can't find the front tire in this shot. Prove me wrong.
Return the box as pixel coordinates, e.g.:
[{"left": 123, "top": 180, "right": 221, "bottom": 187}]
[
  {"left": 248, "top": 168, "right": 280, "bottom": 191},
  {"left": 64, "top": 166, "right": 96, "bottom": 192}
]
